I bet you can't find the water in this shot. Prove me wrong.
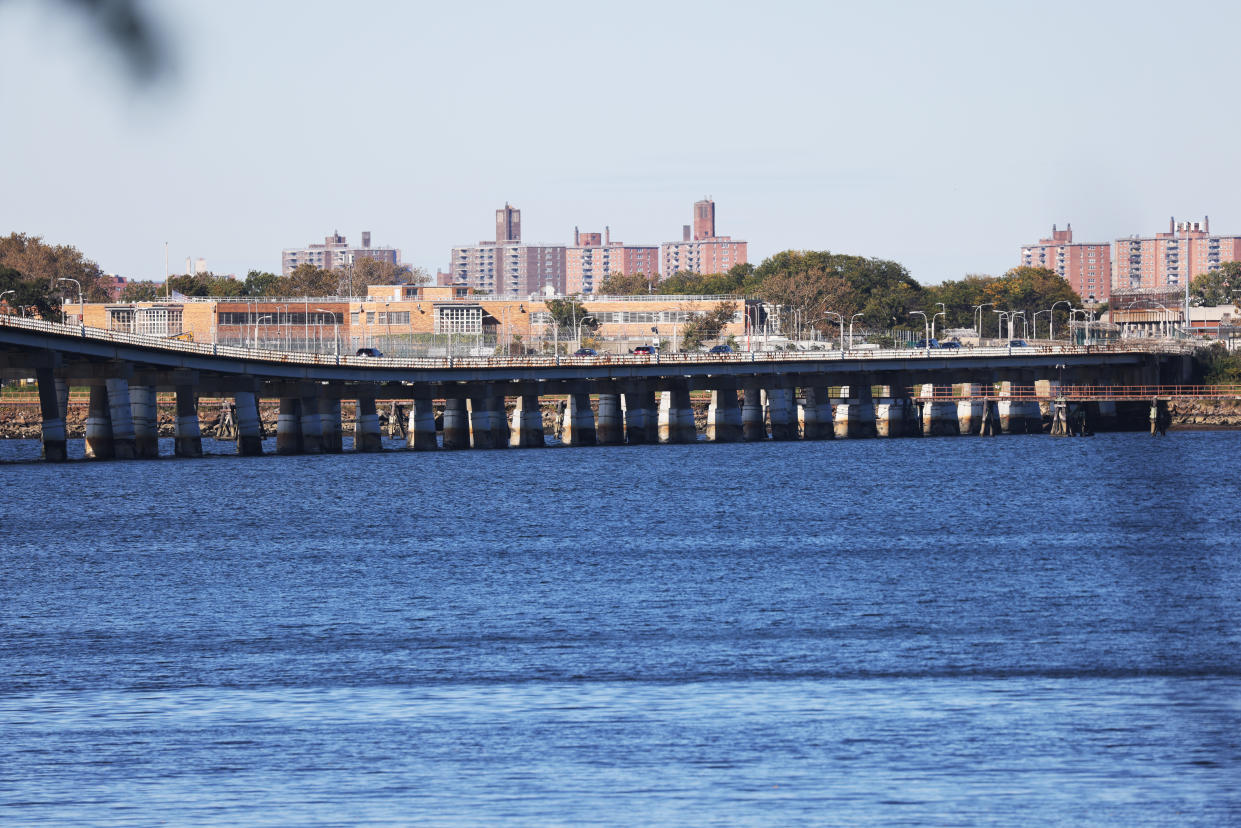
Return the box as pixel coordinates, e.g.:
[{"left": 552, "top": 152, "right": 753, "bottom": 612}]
[{"left": 2, "top": 433, "right": 1239, "bottom": 825}]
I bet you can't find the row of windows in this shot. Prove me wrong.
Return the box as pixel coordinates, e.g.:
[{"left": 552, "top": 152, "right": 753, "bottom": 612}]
[{"left": 217, "top": 312, "right": 341, "bottom": 325}]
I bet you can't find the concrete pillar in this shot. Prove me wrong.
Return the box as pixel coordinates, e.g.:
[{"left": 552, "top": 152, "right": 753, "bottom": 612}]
[
  {"left": 764, "top": 387, "right": 797, "bottom": 440},
  {"left": 996, "top": 380, "right": 1024, "bottom": 435},
  {"left": 299, "top": 391, "right": 323, "bottom": 454},
  {"left": 489, "top": 394, "right": 510, "bottom": 448},
  {"left": 920, "top": 383, "right": 960, "bottom": 436},
  {"left": 597, "top": 393, "right": 623, "bottom": 444},
  {"left": 621, "top": 387, "right": 655, "bottom": 445},
  {"left": 510, "top": 394, "right": 545, "bottom": 447},
  {"left": 408, "top": 390, "right": 439, "bottom": 450},
  {"left": 355, "top": 394, "right": 383, "bottom": 452},
  {"left": 798, "top": 386, "right": 834, "bottom": 440},
  {"left": 130, "top": 385, "right": 159, "bottom": 457},
  {"left": 84, "top": 386, "right": 114, "bottom": 459},
  {"left": 468, "top": 391, "right": 496, "bottom": 449},
  {"left": 234, "top": 390, "right": 264, "bottom": 456},
  {"left": 443, "top": 397, "right": 470, "bottom": 449},
  {"left": 320, "top": 398, "right": 343, "bottom": 452},
  {"left": 876, "top": 377, "right": 915, "bottom": 438},
  {"left": 173, "top": 384, "right": 202, "bottom": 458},
  {"left": 956, "top": 383, "right": 985, "bottom": 435},
  {"left": 103, "top": 378, "right": 136, "bottom": 459},
  {"left": 562, "top": 392, "right": 597, "bottom": 446},
  {"left": 834, "top": 380, "right": 876, "bottom": 438},
  {"left": 742, "top": 387, "right": 766, "bottom": 441},
  {"left": 36, "top": 367, "right": 67, "bottom": 462},
  {"left": 658, "top": 386, "right": 695, "bottom": 443},
  {"left": 277, "top": 397, "right": 304, "bottom": 454},
  {"left": 706, "top": 387, "right": 743, "bottom": 442}
]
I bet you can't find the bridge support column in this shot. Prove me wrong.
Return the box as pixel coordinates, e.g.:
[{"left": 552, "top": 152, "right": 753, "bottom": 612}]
[
  {"left": 876, "top": 375, "right": 916, "bottom": 437},
  {"left": 174, "top": 384, "right": 202, "bottom": 458},
  {"left": 277, "top": 397, "right": 303, "bottom": 454},
  {"left": 798, "top": 386, "right": 833, "bottom": 440},
  {"left": 835, "top": 380, "right": 877, "bottom": 438},
  {"left": 920, "top": 382, "right": 960, "bottom": 436},
  {"left": 742, "top": 387, "right": 766, "bottom": 441},
  {"left": 956, "top": 384, "right": 984, "bottom": 435},
  {"left": 407, "top": 389, "right": 439, "bottom": 450},
  {"left": 299, "top": 390, "right": 323, "bottom": 454},
  {"left": 659, "top": 385, "right": 695, "bottom": 443},
  {"left": 706, "top": 387, "right": 742, "bottom": 442},
  {"left": 354, "top": 393, "right": 383, "bottom": 452},
  {"left": 320, "top": 398, "right": 343, "bottom": 452},
  {"left": 84, "top": 386, "right": 114, "bottom": 459},
  {"left": 469, "top": 388, "right": 496, "bottom": 449},
  {"left": 104, "top": 378, "right": 136, "bottom": 459},
  {"left": 234, "top": 390, "right": 264, "bottom": 456},
  {"left": 562, "top": 390, "right": 597, "bottom": 446},
  {"left": 621, "top": 385, "right": 655, "bottom": 444},
  {"left": 510, "top": 394, "right": 545, "bottom": 447},
  {"left": 36, "top": 367, "right": 67, "bottom": 462},
  {"left": 490, "top": 394, "right": 510, "bottom": 448},
  {"left": 130, "top": 385, "right": 159, "bottom": 457},
  {"left": 996, "top": 380, "right": 1027, "bottom": 434},
  {"left": 442, "top": 397, "right": 470, "bottom": 449},
  {"left": 764, "top": 387, "right": 797, "bottom": 440},
  {"left": 596, "top": 392, "right": 623, "bottom": 444}
]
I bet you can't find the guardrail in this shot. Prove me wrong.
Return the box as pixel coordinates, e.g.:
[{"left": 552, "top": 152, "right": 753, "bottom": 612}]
[
  {"left": 0, "top": 313, "right": 1198, "bottom": 371},
  {"left": 913, "top": 385, "right": 1241, "bottom": 401}
]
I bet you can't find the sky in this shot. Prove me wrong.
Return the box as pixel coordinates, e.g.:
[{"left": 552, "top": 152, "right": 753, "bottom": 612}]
[{"left": 2, "top": 0, "right": 1240, "bottom": 285}]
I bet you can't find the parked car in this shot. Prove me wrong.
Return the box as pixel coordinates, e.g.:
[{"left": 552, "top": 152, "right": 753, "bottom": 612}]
[
  {"left": 631, "top": 345, "right": 657, "bottom": 355},
  {"left": 708, "top": 344, "right": 733, "bottom": 354},
  {"left": 355, "top": 347, "right": 383, "bottom": 357},
  {"left": 1009, "top": 339, "right": 1030, "bottom": 347},
  {"left": 939, "top": 340, "right": 962, "bottom": 349},
  {"left": 913, "top": 338, "right": 939, "bottom": 349},
  {"left": 573, "top": 347, "right": 598, "bottom": 357}
]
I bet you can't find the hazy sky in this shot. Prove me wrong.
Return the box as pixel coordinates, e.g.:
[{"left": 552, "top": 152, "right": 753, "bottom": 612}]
[{"left": 3, "top": 0, "right": 1239, "bottom": 284}]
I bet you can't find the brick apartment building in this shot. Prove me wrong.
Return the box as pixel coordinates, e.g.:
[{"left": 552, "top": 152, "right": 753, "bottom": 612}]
[
  {"left": 1113, "top": 217, "right": 1241, "bottom": 293},
  {"left": 660, "top": 199, "right": 748, "bottom": 277},
  {"left": 449, "top": 204, "right": 567, "bottom": 295},
  {"left": 281, "top": 231, "right": 400, "bottom": 276},
  {"left": 565, "top": 228, "right": 659, "bottom": 294},
  {"left": 1019, "top": 224, "right": 1112, "bottom": 304}
]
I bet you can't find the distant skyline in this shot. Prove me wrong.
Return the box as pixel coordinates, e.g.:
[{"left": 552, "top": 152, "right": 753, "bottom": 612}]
[{"left": 3, "top": 0, "right": 1241, "bottom": 284}]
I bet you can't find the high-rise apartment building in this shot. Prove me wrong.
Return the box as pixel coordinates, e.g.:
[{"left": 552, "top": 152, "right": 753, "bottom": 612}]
[
  {"left": 566, "top": 227, "right": 660, "bottom": 294},
  {"left": 660, "top": 199, "right": 747, "bottom": 278},
  {"left": 281, "top": 231, "right": 400, "bottom": 276},
  {"left": 1113, "top": 217, "right": 1241, "bottom": 294},
  {"left": 450, "top": 205, "right": 566, "bottom": 295},
  {"left": 1019, "top": 224, "right": 1112, "bottom": 304}
]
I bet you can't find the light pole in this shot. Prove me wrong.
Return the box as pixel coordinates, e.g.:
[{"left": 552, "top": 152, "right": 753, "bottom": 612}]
[
  {"left": 574, "top": 315, "right": 596, "bottom": 350},
  {"left": 254, "top": 315, "right": 272, "bottom": 349},
  {"left": 993, "top": 309, "right": 1012, "bottom": 343},
  {"left": 972, "top": 302, "right": 993, "bottom": 343},
  {"left": 848, "top": 313, "right": 864, "bottom": 351},
  {"left": 822, "top": 311, "right": 844, "bottom": 352},
  {"left": 316, "top": 308, "right": 340, "bottom": 356},
  {"left": 932, "top": 302, "right": 946, "bottom": 341},
  {"left": 1032, "top": 309, "right": 1050, "bottom": 341},
  {"left": 1049, "top": 300, "right": 1072, "bottom": 341},
  {"left": 57, "top": 277, "right": 83, "bottom": 307},
  {"left": 1012, "top": 311, "right": 1028, "bottom": 340},
  {"left": 909, "top": 311, "right": 929, "bottom": 352}
]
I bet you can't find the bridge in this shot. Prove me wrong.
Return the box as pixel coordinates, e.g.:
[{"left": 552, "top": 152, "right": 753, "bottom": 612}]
[{"left": 0, "top": 313, "right": 1200, "bottom": 460}]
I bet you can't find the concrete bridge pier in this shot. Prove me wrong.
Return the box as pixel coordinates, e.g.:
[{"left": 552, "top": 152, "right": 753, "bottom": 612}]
[
  {"left": 234, "top": 389, "right": 264, "bottom": 456},
  {"left": 129, "top": 385, "right": 159, "bottom": 457},
  {"left": 920, "top": 381, "right": 960, "bottom": 436},
  {"left": 510, "top": 393, "right": 545, "bottom": 447},
  {"left": 468, "top": 387, "right": 497, "bottom": 449},
  {"left": 84, "top": 384, "right": 114, "bottom": 460},
  {"left": 174, "top": 383, "right": 203, "bottom": 458},
  {"left": 835, "top": 380, "right": 877, "bottom": 438},
  {"left": 659, "top": 384, "right": 695, "bottom": 443},
  {"left": 298, "top": 389, "right": 323, "bottom": 454},
  {"left": 490, "top": 394, "right": 511, "bottom": 448},
  {"left": 706, "top": 385, "right": 743, "bottom": 442},
  {"left": 596, "top": 391, "right": 624, "bottom": 444},
  {"left": 876, "top": 375, "right": 916, "bottom": 437},
  {"left": 320, "top": 398, "right": 343, "bottom": 452},
  {"left": 354, "top": 393, "right": 384, "bottom": 452},
  {"left": 35, "top": 366, "right": 67, "bottom": 462},
  {"left": 621, "top": 385, "right": 655, "bottom": 444},
  {"left": 764, "top": 387, "right": 797, "bottom": 440},
  {"left": 742, "top": 386, "right": 766, "bottom": 441},
  {"left": 277, "top": 397, "right": 304, "bottom": 454},
  {"left": 996, "top": 380, "right": 1028, "bottom": 435},
  {"left": 442, "top": 396, "right": 470, "bottom": 449},
  {"left": 407, "top": 389, "right": 439, "bottom": 450},
  {"left": 956, "top": 384, "right": 985, "bottom": 435},
  {"left": 104, "top": 377, "right": 137, "bottom": 460},
  {"left": 798, "top": 385, "right": 833, "bottom": 440},
  {"left": 562, "top": 388, "right": 597, "bottom": 446}
]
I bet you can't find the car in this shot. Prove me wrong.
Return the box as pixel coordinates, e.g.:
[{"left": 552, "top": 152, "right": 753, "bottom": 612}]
[
  {"left": 939, "top": 340, "right": 962, "bottom": 349},
  {"left": 631, "top": 345, "right": 657, "bottom": 355},
  {"left": 355, "top": 347, "right": 383, "bottom": 357},
  {"left": 708, "top": 344, "right": 733, "bottom": 354},
  {"left": 573, "top": 347, "right": 598, "bottom": 357},
  {"left": 1009, "top": 339, "right": 1030, "bottom": 347},
  {"left": 913, "top": 338, "right": 939, "bottom": 349}
]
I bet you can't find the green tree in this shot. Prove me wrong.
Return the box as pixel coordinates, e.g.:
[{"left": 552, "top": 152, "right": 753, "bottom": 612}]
[
  {"left": 341, "top": 259, "right": 430, "bottom": 295},
  {"left": 598, "top": 272, "right": 652, "bottom": 295},
  {"left": 544, "top": 296, "right": 597, "bottom": 337},
  {"left": 0, "top": 232, "right": 112, "bottom": 302},
  {"left": 285, "top": 263, "right": 337, "bottom": 297},
  {"left": 119, "top": 280, "right": 162, "bottom": 302},
  {"left": 242, "top": 270, "right": 283, "bottom": 297},
  {"left": 0, "top": 265, "right": 61, "bottom": 321},
  {"left": 679, "top": 301, "right": 738, "bottom": 349},
  {"left": 1190, "top": 262, "right": 1240, "bottom": 306}
]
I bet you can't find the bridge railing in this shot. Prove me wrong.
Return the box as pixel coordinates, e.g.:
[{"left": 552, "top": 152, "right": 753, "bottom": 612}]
[
  {"left": 0, "top": 312, "right": 1198, "bottom": 369},
  {"left": 913, "top": 385, "right": 1241, "bottom": 400}
]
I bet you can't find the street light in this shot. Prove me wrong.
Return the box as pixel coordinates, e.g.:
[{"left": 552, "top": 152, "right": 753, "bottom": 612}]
[
  {"left": 254, "top": 315, "right": 272, "bottom": 349},
  {"left": 1011, "top": 311, "right": 1028, "bottom": 340},
  {"left": 909, "top": 310, "right": 929, "bottom": 352},
  {"left": 1049, "top": 300, "right": 1072, "bottom": 341},
  {"left": 972, "top": 302, "right": 993, "bottom": 343},
  {"left": 822, "top": 311, "right": 844, "bottom": 352},
  {"left": 932, "top": 302, "right": 947, "bottom": 341},
  {"left": 993, "top": 309, "right": 1012, "bottom": 343},
  {"left": 848, "top": 313, "right": 864, "bottom": 351},
  {"left": 57, "top": 277, "right": 83, "bottom": 306},
  {"left": 574, "top": 315, "right": 596, "bottom": 350},
  {"left": 315, "top": 307, "right": 339, "bottom": 356},
  {"left": 1032, "top": 309, "right": 1050, "bottom": 341}
]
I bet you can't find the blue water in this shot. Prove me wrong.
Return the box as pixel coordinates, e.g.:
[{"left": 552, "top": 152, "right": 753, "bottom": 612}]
[{"left": 2, "top": 433, "right": 1239, "bottom": 825}]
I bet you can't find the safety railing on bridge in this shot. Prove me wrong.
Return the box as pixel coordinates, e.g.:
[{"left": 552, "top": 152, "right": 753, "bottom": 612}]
[{"left": 913, "top": 385, "right": 1241, "bottom": 401}]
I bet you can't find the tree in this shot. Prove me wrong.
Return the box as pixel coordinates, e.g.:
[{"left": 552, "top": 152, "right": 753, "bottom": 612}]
[
  {"left": 679, "top": 301, "right": 738, "bottom": 350},
  {"left": 544, "top": 296, "right": 597, "bottom": 338},
  {"left": 598, "top": 272, "right": 652, "bottom": 295},
  {"left": 341, "top": 259, "right": 430, "bottom": 295},
  {"left": 243, "top": 270, "right": 283, "bottom": 297},
  {"left": 0, "top": 265, "right": 61, "bottom": 321},
  {"left": 119, "top": 280, "right": 162, "bottom": 302},
  {"left": 0, "top": 232, "right": 112, "bottom": 301},
  {"left": 1190, "top": 262, "right": 1240, "bottom": 307},
  {"left": 285, "top": 263, "right": 337, "bottom": 297},
  {"left": 752, "top": 251, "right": 919, "bottom": 333}
]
